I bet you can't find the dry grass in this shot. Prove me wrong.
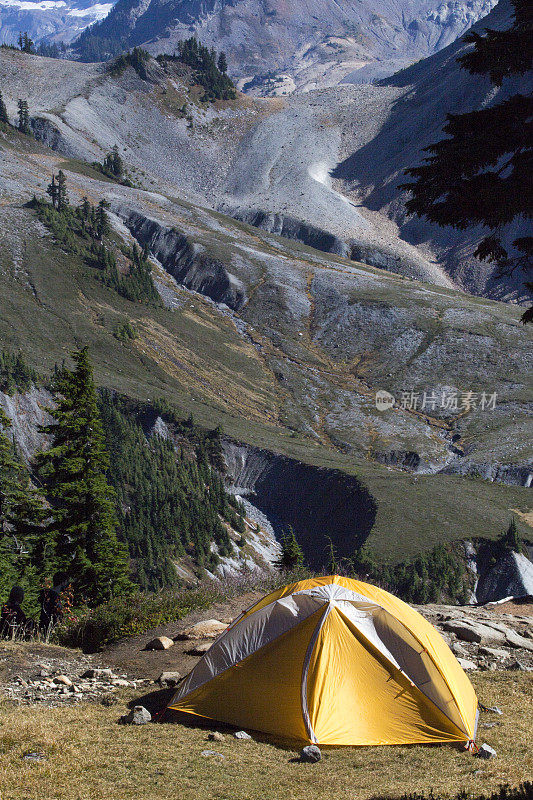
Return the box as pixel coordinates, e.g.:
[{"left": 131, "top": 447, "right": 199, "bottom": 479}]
[{"left": 1, "top": 673, "right": 531, "bottom": 800}]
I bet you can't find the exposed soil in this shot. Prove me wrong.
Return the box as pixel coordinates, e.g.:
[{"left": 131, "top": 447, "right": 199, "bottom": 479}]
[{"left": 100, "top": 591, "right": 263, "bottom": 680}]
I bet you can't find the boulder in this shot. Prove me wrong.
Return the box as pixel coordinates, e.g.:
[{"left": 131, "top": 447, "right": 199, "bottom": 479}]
[
  {"left": 207, "top": 731, "right": 224, "bottom": 742},
  {"left": 476, "top": 743, "right": 496, "bottom": 759},
  {"left": 187, "top": 641, "right": 212, "bottom": 656},
  {"left": 234, "top": 730, "right": 252, "bottom": 740},
  {"left": 300, "top": 745, "right": 321, "bottom": 763},
  {"left": 505, "top": 629, "right": 533, "bottom": 652},
  {"left": 111, "top": 679, "right": 130, "bottom": 687},
  {"left": 442, "top": 620, "right": 505, "bottom": 645},
  {"left": 456, "top": 657, "right": 477, "bottom": 671},
  {"left": 81, "top": 668, "right": 114, "bottom": 679},
  {"left": 146, "top": 636, "right": 174, "bottom": 650},
  {"left": 121, "top": 705, "right": 151, "bottom": 725},
  {"left": 53, "top": 675, "right": 72, "bottom": 686},
  {"left": 157, "top": 671, "right": 182, "bottom": 687},
  {"left": 176, "top": 620, "right": 228, "bottom": 640}
]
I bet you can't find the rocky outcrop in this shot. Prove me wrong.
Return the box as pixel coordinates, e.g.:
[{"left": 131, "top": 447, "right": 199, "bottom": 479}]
[
  {"left": 222, "top": 439, "right": 377, "bottom": 568},
  {"left": 114, "top": 206, "right": 247, "bottom": 311},
  {"left": 476, "top": 552, "right": 533, "bottom": 605},
  {"left": 0, "top": 388, "right": 53, "bottom": 462}
]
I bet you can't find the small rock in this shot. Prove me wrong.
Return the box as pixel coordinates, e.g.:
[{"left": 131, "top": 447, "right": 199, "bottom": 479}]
[
  {"left": 480, "top": 722, "right": 502, "bottom": 729},
  {"left": 146, "top": 636, "right": 174, "bottom": 650},
  {"left": 457, "top": 657, "right": 477, "bottom": 671},
  {"left": 53, "top": 675, "right": 72, "bottom": 687},
  {"left": 81, "top": 668, "right": 114, "bottom": 679},
  {"left": 476, "top": 743, "right": 496, "bottom": 760},
  {"left": 478, "top": 646, "right": 509, "bottom": 660},
  {"left": 200, "top": 750, "right": 225, "bottom": 759},
  {"left": 507, "top": 660, "right": 530, "bottom": 671},
  {"left": 187, "top": 641, "right": 211, "bottom": 656},
  {"left": 22, "top": 751, "right": 46, "bottom": 762},
  {"left": 234, "top": 730, "right": 252, "bottom": 740},
  {"left": 300, "top": 745, "right": 321, "bottom": 763},
  {"left": 481, "top": 705, "right": 502, "bottom": 715},
  {"left": 208, "top": 731, "right": 224, "bottom": 742},
  {"left": 176, "top": 620, "right": 228, "bottom": 640},
  {"left": 450, "top": 642, "right": 467, "bottom": 656},
  {"left": 38, "top": 668, "right": 51, "bottom": 678},
  {"left": 157, "top": 671, "right": 182, "bottom": 687},
  {"left": 120, "top": 705, "right": 152, "bottom": 725}
]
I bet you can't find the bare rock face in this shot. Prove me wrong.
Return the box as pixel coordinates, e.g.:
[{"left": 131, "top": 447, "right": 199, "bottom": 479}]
[
  {"left": 146, "top": 636, "right": 174, "bottom": 650},
  {"left": 476, "top": 552, "right": 533, "bottom": 604},
  {"left": 177, "top": 620, "right": 228, "bottom": 640},
  {"left": 442, "top": 620, "right": 506, "bottom": 645}
]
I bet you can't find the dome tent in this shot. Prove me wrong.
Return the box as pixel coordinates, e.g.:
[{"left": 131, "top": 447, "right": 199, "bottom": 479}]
[{"left": 168, "top": 576, "right": 478, "bottom": 746}]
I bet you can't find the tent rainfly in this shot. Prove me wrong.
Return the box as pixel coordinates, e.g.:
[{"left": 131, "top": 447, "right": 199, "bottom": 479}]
[{"left": 168, "top": 576, "right": 479, "bottom": 746}]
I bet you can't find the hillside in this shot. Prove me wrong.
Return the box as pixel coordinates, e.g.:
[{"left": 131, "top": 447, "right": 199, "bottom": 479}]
[
  {"left": 0, "top": 116, "right": 531, "bottom": 565},
  {"left": 1, "top": 3, "right": 528, "bottom": 301},
  {"left": 71, "top": 0, "right": 497, "bottom": 91}
]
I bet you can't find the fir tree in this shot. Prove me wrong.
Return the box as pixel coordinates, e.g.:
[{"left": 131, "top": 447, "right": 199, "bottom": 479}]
[
  {"left": 500, "top": 517, "right": 522, "bottom": 553},
  {"left": 56, "top": 169, "right": 68, "bottom": 212},
  {"left": 35, "top": 347, "right": 132, "bottom": 604},
  {"left": 17, "top": 99, "right": 30, "bottom": 135},
  {"left": 0, "top": 409, "right": 46, "bottom": 608},
  {"left": 96, "top": 198, "right": 110, "bottom": 239},
  {"left": 217, "top": 52, "right": 227, "bottom": 74},
  {"left": 401, "top": 0, "right": 532, "bottom": 322},
  {"left": 276, "top": 526, "right": 304, "bottom": 571},
  {"left": 0, "top": 90, "right": 8, "bottom": 125},
  {"left": 46, "top": 174, "right": 59, "bottom": 210}
]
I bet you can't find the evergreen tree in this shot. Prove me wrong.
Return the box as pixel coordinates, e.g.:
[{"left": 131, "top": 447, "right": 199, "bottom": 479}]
[
  {"left": 18, "top": 32, "right": 34, "bottom": 53},
  {"left": 56, "top": 169, "right": 68, "bottom": 212},
  {"left": 96, "top": 198, "right": 110, "bottom": 239},
  {"left": 103, "top": 145, "right": 124, "bottom": 179},
  {"left": 0, "top": 90, "right": 8, "bottom": 125},
  {"left": 17, "top": 99, "right": 30, "bottom": 134},
  {"left": 46, "top": 174, "right": 59, "bottom": 210},
  {"left": 217, "top": 52, "right": 227, "bottom": 74},
  {"left": 35, "top": 347, "right": 132, "bottom": 604},
  {"left": 401, "top": 0, "right": 532, "bottom": 323},
  {"left": 0, "top": 409, "right": 46, "bottom": 609},
  {"left": 500, "top": 517, "right": 522, "bottom": 553},
  {"left": 276, "top": 526, "right": 304, "bottom": 571}
]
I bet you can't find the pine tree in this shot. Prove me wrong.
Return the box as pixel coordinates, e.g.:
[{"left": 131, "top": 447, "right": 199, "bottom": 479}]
[
  {"left": 35, "top": 347, "right": 132, "bottom": 604},
  {"left": 56, "top": 169, "right": 68, "bottom": 212},
  {"left": 0, "top": 91, "right": 8, "bottom": 125},
  {"left": 17, "top": 99, "right": 30, "bottom": 135},
  {"left": 46, "top": 174, "right": 59, "bottom": 209},
  {"left": 401, "top": 0, "right": 532, "bottom": 323},
  {"left": 276, "top": 526, "right": 304, "bottom": 571}
]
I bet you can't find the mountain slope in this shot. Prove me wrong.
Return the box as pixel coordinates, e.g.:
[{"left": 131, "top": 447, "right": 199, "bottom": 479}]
[
  {"left": 0, "top": 122, "right": 531, "bottom": 563},
  {"left": 0, "top": 0, "right": 113, "bottom": 46},
  {"left": 72, "top": 0, "right": 497, "bottom": 90}
]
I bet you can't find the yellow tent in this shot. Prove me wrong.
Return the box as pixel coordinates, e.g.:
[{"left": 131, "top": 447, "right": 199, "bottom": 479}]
[{"left": 168, "top": 576, "right": 478, "bottom": 746}]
